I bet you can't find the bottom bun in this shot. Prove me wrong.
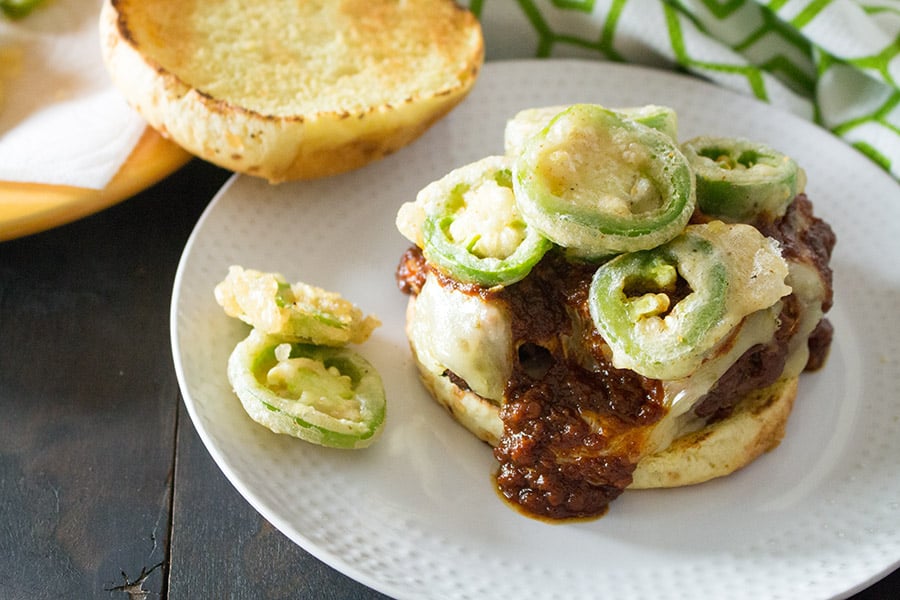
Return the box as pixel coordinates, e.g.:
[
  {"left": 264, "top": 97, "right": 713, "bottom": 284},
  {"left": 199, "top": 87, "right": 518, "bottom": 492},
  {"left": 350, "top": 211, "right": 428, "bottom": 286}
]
[
  {"left": 629, "top": 377, "right": 797, "bottom": 488},
  {"left": 406, "top": 296, "right": 799, "bottom": 490}
]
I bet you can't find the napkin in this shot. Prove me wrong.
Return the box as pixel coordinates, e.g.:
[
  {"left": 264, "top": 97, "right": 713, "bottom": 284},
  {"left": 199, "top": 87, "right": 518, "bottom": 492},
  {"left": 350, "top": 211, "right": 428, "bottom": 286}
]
[
  {"left": 0, "top": 0, "right": 146, "bottom": 189},
  {"left": 466, "top": 0, "right": 900, "bottom": 180}
]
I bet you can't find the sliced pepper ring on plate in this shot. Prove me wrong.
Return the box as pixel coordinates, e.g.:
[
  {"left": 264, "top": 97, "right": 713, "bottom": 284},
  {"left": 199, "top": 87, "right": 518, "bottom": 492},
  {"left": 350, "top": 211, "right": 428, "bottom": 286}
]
[
  {"left": 616, "top": 104, "right": 678, "bottom": 141},
  {"left": 214, "top": 265, "right": 380, "bottom": 346},
  {"left": 418, "top": 155, "right": 552, "bottom": 288},
  {"left": 681, "top": 136, "right": 802, "bottom": 223},
  {"left": 227, "top": 329, "right": 386, "bottom": 449},
  {"left": 513, "top": 104, "right": 696, "bottom": 256},
  {"left": 504, "top": 103, "right": 678, "bottom": 157},
  {"left": 588, "top": 221, "right": 792, "bottom": 380}
]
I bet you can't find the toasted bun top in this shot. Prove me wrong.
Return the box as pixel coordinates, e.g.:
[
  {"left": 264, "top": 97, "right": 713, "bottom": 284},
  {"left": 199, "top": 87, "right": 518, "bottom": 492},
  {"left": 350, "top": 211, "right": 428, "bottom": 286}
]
[{"left": 100, "top": 0, "right": 483, "bottom": 181}]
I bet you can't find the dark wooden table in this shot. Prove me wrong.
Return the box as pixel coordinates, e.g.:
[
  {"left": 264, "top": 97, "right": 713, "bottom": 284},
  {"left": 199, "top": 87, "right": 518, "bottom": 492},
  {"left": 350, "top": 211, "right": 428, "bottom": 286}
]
[{"left": 1, "top": 158, "right": 897, "bottom": 599}]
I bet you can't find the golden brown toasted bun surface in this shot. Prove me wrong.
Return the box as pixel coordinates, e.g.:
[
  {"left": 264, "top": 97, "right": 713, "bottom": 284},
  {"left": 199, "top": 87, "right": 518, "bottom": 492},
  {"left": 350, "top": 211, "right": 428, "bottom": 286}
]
[
  {"left": 629, "top": 377, "right": 797, "bottom": 489},
  {"left": 405, "top": 294, "right": 799, "bottom": 490},
  {"left": 100, "top": 0, "right": 483, "bottom": 182}
]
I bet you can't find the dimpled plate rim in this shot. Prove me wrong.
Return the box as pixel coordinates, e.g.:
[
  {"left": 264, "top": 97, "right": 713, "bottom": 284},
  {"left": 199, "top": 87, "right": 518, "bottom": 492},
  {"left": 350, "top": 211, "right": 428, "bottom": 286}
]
[{"left": 171, "top": 59, "right": 900, "bottom": 600}]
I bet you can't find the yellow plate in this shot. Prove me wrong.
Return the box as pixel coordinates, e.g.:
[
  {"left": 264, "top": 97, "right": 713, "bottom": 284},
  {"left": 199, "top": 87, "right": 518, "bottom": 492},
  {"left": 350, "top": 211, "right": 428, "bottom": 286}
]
[{"left": 0, "top": 127, "right": 192, "bottom": 242}]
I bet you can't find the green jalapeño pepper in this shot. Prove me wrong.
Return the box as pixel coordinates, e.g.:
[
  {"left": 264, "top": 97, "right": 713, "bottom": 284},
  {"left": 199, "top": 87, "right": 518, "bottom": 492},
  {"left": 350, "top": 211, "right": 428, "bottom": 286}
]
[
  {"left": 227, "top": 329, "right": 386, "bottom": 449},
  {"left": 513, "top": 104, "right": 696, "bottom": 257},
  {"left": 616, "top": 104, "right": 678, "bottom": 141},
  {"left": 214, "top": 266, "right": 380, "bottom": 346},
  {"left": 419, "top": 155, "right": 552, "bottom": 288},
  {"left": 589, "top": 221, "right": 791, "bottom": 380},
  {"left": 1, "top": 0, "right": 45, "bottom": 19},
  {"left": 681, "top": 136, "right": 802, "bottom": 223},
  {"left": 504, "top": 103, "right": 678, "bottom": 157}
]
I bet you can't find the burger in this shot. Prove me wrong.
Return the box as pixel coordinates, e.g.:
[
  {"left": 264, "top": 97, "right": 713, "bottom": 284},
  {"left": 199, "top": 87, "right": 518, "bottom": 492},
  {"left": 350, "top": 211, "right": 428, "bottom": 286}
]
[{"left": 394, "top": 104, "right": 835, "bottom": 520}]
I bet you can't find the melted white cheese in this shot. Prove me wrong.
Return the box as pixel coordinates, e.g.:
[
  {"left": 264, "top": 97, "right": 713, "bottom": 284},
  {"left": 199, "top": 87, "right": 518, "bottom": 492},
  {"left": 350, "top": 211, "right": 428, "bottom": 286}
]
[
  {"left": 781, "top": 260, "right": 826, "bottom": 378},
  {"left": 410, "top": 273, "right": 513, "bottom": 401}
]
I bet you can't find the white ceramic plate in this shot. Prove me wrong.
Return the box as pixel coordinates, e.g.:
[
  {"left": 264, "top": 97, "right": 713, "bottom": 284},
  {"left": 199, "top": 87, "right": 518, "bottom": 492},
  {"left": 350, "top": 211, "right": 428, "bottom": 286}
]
[{"left": 171, "top": 60, "right": 900, "bottom": 599}]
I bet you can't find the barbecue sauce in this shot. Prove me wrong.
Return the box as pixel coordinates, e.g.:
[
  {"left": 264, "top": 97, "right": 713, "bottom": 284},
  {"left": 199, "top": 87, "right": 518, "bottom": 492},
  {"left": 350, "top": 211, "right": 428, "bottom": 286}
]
[{"left": 491, "top": 251, "right": 666, "bottom": 520}]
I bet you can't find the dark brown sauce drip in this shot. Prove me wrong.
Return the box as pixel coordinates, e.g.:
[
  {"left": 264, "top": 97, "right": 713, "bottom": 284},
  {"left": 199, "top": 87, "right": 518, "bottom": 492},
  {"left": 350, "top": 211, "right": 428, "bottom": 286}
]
[
  {"left": 395, "top": 246, "right": 428, "bottom": 296},
  {"left": 804, "top": 319, "right": 834, "bottom": 372},
  {"left": 759, "top": 193, "right": 836, "bottom": 372},
  {"left": 757, "top": 193, "right": 836, "bottom": 313},
  {"left": 491, "top": 251, "right": 666, "bottom": 520}
]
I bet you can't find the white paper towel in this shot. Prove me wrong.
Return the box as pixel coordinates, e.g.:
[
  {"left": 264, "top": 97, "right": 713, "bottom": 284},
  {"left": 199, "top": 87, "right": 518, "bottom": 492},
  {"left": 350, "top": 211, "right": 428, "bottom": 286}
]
[{"left": 0, "top": 0, "right": 147, "bottom": 189}]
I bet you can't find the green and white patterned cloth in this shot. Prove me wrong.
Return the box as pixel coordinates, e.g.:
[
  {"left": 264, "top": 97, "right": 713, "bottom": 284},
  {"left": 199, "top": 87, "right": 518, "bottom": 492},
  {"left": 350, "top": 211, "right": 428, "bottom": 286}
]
[{"left": 464, "top": 0, "right": 900, "bottom": 180}]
